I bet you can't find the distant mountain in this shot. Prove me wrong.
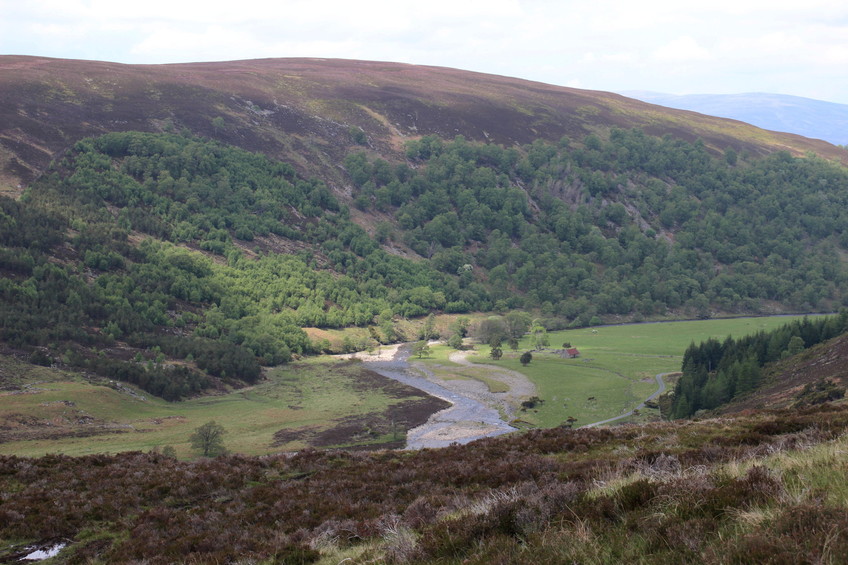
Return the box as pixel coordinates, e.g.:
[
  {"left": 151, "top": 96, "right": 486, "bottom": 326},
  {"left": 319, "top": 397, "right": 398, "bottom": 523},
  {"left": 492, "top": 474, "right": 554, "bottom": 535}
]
[{"left": 624, "top": 91, "right": 848, "bottom": 146}]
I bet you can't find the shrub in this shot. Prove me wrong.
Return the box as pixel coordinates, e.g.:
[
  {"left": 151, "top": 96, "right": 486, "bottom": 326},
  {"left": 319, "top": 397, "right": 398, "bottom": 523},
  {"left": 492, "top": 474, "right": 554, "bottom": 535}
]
[{"left": 616, "top": 478, "right": 658, "bottom": 513}]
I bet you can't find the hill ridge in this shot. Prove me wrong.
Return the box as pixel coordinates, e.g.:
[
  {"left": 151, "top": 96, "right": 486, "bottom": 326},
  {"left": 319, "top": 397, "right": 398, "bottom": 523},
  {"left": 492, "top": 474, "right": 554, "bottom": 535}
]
[{"left": 2, "top": 55, "right": 845, "bottom": 194}]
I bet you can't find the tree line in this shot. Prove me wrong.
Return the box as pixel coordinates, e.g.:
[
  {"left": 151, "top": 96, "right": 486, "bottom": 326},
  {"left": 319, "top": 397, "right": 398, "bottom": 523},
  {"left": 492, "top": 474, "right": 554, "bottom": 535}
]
[
  {"left": 4, "top": 128, "right": 848, "bottom": 400},
  {"left": 670, "top": 313, "right": 848, "bottom": 418}
]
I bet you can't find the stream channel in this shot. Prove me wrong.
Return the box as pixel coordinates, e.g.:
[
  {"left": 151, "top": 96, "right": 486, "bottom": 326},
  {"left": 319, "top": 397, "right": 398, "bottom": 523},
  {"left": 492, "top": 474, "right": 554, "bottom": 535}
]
[{"left": 363, "top": 345, "right": 517, "bottom": 449}]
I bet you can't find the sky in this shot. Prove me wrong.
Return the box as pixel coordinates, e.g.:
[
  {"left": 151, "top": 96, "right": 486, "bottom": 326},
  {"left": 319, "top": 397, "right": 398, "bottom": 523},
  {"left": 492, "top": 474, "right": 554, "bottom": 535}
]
[{"left": 3, "top": 1, "right": 848, "bottom": 104}]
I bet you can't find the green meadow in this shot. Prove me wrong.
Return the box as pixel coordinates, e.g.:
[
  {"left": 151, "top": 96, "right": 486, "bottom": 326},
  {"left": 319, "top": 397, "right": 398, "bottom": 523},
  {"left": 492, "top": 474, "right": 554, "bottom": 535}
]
[
  {"left": 0, "top": 357, "right": 418, "bottom": 458},
  {"left": 462, "top": 315, "right": 825, "bottom": 428},
  {"left": 0, "top": 315, "right": 826, "bottom": 457}
]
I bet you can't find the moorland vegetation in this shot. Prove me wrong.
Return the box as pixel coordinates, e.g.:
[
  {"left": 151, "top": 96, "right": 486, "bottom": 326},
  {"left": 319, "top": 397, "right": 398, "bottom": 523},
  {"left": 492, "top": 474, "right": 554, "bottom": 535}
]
[
  {"left": 4, "top": 57, "right": 848, "bottom": 563},
  {"left": 4, "top": 405, "right": 848, "bottom": 563}
]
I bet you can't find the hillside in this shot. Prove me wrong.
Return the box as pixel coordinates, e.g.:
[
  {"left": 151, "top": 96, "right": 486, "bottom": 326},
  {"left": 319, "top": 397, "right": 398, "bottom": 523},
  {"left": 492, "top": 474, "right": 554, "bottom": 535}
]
[
  {"left": 4, "top": 127, "right": 848, "bottom": 408},
  {"left": 625, "top": 91, "right": 848, "bottom": 146},
  {"left": 2, "top": 56, "right": 846, "bottom": 194},
  {"left": 3, "top": 404, "right": 848, "bottom": 563},
  {"left": 3, "top": 56, "right": 848, "bottom": 405},
  {"left": 716, "top": 332, "right": 848, "bottom": 415},
  {"left": 5, "top": 56, "right": 848, "bottom": 563}
]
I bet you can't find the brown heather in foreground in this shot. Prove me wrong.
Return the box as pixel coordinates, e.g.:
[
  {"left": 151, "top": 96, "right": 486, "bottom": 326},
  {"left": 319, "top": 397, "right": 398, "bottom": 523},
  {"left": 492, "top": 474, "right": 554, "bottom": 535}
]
[{"left": 3, "top": 405, "right": 848, "bottom": 564}]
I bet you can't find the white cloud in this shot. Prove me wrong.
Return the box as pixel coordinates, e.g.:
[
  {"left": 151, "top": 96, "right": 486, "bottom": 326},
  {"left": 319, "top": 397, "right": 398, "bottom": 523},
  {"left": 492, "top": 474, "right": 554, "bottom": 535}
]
[
  {"left": 821, "top": 44, "right": 848, "bottom": 65},
  {"left": 652, "top": 36, "right": 712, "bottom": 62}
]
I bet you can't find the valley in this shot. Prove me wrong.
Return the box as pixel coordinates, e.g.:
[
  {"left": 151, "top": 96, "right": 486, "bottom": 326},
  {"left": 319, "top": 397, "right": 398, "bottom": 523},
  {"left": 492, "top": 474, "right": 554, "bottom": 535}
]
[
  {"left": 2, "top": 56, "right": 848, "bottom": 563},
  {"left": 0, "top": 315, "right": 822, "bottom": 457}
]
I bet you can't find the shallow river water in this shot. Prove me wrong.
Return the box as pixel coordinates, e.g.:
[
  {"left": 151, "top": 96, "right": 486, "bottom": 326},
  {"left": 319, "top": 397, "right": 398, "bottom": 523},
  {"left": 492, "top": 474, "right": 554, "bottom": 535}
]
[{"left": 364, "top": 347, "right": 516, "bottom": 449}]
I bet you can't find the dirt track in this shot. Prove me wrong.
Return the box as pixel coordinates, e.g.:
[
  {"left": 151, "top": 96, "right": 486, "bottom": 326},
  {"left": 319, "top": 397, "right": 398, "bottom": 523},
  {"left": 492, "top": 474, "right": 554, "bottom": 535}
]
[{"left": 581, "top": 372, "right": 669, "bottom": 428}]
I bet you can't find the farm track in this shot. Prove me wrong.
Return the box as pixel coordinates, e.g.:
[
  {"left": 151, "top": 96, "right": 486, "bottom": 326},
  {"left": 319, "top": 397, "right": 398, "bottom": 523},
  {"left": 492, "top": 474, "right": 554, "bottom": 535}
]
[{"left": 581, "top": 372, "right": 670, "bottom": 428}]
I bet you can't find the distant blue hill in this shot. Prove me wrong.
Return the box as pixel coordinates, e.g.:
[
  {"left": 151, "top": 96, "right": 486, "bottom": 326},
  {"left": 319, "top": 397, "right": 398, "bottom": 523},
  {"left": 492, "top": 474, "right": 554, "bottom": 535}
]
[{"left": 622, "top": 91, "right": 848, "bottom": 146}]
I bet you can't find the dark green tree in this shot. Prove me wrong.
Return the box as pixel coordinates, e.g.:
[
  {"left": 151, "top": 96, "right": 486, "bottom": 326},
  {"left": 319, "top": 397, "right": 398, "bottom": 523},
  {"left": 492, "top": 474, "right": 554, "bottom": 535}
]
[
  {"left": 504, "top": 311, "right": 531, "bottom": 349},
  {"left": 490, "top": 345, "right": 503, "bottom": 361},
  {"left": 413, "top": 340, "right": 431, "bottom": 358},
  {"left": 190, "top": 421, "right": 227, "bottom": 457}
]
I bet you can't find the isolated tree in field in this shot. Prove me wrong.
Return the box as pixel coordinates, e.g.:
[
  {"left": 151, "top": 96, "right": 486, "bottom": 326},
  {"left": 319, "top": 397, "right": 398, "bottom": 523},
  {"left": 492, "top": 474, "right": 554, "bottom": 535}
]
[
  {"left": 505, "top": 311, "right": 532, "bottom": 347},
  {"left": 530, "top": 320, "right": 550, "bottom": 351},
  {"left": 190, "top": 420, "right": 227, "bottom": 457},
  {"left": 520, "top": 351, "right": 532, "bottom": 366},
  {"left": 490, "top": 345, "right": 503, "bottom": 360},
  {"left": 447, "top": 332, "right": 464, "bottom": 350},
  {"left": 447, "top": 316, "right": 470, "bottom": 349},
  {"left": 413, "top": 340, "right": 431, "bottom": 358},
  {"left": 476, "top": 316, "right": 508, "bottom": 345}
]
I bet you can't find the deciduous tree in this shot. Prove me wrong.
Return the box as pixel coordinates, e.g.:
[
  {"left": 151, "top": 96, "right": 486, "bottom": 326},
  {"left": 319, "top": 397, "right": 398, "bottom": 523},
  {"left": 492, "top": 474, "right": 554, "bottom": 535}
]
[
  {"left": 413, "top": 340, "right": 431, "bottom": 358},
  {"left": 190, "top": 420, "right": 227, "bottom": 457}
]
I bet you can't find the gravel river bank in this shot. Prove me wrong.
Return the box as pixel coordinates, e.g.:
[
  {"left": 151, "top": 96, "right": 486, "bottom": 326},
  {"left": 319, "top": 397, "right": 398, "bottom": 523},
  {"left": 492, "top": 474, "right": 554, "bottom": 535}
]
[{"left": 352, "top": 344, "right": 520, "bottom": 449}]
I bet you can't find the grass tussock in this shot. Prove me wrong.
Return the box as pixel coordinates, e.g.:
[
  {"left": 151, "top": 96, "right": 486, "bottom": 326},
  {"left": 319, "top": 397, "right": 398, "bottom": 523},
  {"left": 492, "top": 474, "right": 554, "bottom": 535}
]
[{"left": 3, "top": 405, "right": 848, "bottom": 563}]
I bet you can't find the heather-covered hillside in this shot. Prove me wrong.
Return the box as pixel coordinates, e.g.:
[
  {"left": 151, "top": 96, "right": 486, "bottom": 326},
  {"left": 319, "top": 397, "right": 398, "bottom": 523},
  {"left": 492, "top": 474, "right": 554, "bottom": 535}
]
[
  {"left": 2, "top": 56, "right": 845, "bottom": 193},
  {"left": 4, "top": 56, "right": 848, "bottom": 564},
  {"left": 3, "top": 405, "right": 848, "bottom": 563}
]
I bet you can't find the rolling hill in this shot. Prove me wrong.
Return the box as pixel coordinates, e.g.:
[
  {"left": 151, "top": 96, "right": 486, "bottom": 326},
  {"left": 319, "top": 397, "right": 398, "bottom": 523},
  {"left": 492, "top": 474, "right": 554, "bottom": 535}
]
[
  {"left": 2, "top": 56, "right": 846, "bottom": 195},
  {"left": 3, "top": 56, "right": 848, "bottom": 405},
  {"left": 5, "top": 56, "right": 848, "bottom": 564}
]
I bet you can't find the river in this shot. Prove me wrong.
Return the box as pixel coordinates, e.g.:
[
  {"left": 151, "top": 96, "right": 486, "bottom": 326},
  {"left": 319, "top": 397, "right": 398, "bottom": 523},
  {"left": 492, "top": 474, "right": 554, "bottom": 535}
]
[
  {"left": 362, "top": 344, "right": 517, "bottom": 449},
  {"left": 359, "top": 343, "right": 670, "bottom": 446}
]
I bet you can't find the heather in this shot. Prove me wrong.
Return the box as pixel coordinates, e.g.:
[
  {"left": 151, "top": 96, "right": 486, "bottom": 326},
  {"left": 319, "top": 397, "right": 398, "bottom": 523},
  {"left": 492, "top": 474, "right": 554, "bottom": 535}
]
[{"left": 3, "top": 405, "right": 848, "bottom": 563}]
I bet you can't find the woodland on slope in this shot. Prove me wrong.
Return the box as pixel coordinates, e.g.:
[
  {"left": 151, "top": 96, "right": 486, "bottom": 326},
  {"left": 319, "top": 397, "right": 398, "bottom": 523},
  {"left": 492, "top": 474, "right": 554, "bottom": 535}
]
[
  {"left": 1, "top": 57, "right": 848, "bottom": 406},
  {"left": 2, "top": 123, "right": 848, "bottom": 401},
  {"left": 5, "top": 58, "right": 848, "bottom": 565}
]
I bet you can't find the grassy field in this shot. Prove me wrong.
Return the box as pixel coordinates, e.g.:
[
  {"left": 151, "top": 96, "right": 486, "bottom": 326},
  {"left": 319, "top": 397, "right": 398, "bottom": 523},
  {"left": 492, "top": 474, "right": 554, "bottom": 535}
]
[
  {"left": 0, "top": 357, "right": 440, "bottom": 458},
  {"left": 0, "top": 315, "right": 826, "bottom": 457},
  {"left": 462, "top": 315, "right": 826, "bottom": 428}
]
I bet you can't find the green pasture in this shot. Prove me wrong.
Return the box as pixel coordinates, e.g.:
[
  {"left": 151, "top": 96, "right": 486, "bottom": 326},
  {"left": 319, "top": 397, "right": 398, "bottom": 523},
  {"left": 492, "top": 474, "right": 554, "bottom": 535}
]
[
  {"left": 0, "top": 357, "right": 407, "bottom": 458},
  {"left": 0, "top": 315, "right": 828, "bottom": 457},
  {"left": 416, "top": 345, "right": 510, "bottom": 394},
  {"left": 464, "top": 315, "right": 826, "bottom": 428}
]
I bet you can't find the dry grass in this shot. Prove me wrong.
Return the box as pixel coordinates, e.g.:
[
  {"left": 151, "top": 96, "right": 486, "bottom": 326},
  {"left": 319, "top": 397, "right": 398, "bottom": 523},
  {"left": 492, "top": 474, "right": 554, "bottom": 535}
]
[{"left": 3, "top": 405, "right": 848, "bottom": 563}]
